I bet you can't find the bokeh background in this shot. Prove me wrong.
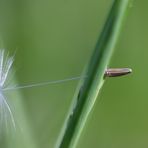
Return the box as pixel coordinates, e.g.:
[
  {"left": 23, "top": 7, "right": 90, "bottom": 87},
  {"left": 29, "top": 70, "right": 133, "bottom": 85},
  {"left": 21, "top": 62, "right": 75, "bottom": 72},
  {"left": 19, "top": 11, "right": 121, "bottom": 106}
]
[{"left": 0, "top": 0, "right": 147, "bottom": 148}]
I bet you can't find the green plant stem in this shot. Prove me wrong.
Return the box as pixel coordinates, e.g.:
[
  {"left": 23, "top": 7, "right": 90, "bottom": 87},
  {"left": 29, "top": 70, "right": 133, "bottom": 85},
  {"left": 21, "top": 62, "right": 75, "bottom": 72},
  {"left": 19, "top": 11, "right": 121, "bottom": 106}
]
[{"left": 56, "top": 0, "right": 130, "bottom": 147}]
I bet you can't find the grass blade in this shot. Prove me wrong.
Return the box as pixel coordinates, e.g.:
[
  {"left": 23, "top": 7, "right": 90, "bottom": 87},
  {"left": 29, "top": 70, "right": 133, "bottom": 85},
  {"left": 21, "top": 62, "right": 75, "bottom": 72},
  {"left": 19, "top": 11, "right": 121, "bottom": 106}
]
[{"left": 57, "top": 0, "right": 130, "bottom": 147}]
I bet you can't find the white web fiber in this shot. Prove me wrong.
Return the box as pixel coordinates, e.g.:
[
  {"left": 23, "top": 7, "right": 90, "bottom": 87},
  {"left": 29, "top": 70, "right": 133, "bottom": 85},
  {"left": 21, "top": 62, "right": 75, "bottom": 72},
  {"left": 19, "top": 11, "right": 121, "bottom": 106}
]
[
  {"left": 0, "top": 49, "right": 15, "bottom": 131},
  {"left": 0, "top": 49, "right": 86, "bottom": 132}
]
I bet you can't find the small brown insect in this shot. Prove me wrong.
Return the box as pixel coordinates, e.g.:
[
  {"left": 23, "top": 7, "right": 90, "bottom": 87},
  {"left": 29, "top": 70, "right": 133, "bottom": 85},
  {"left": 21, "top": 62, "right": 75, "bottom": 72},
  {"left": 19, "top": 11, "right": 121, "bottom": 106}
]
[{"left": 105, "top": 68, "right": 132, "bottom": 77}]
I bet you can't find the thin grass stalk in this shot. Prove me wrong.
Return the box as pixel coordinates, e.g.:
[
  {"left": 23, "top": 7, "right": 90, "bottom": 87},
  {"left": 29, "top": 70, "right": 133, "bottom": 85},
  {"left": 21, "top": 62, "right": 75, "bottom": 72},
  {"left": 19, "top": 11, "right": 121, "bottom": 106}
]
[{"left": 56, "top": 0, "right": 130, "bottom": 147}]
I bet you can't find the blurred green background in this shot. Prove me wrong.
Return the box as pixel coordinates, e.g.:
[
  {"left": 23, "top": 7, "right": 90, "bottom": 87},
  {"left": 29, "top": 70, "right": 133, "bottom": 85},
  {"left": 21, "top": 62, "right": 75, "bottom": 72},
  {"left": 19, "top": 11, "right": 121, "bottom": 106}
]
[{"left": 0, "top": 0, "right": 148, "bottom": 148}]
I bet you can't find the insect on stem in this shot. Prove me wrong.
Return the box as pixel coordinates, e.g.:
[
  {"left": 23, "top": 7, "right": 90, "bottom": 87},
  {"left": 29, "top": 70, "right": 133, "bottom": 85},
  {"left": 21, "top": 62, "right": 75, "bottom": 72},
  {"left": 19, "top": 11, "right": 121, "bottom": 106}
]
[{"left": 105, "top": 68, "right": 132, "bottom": 77}]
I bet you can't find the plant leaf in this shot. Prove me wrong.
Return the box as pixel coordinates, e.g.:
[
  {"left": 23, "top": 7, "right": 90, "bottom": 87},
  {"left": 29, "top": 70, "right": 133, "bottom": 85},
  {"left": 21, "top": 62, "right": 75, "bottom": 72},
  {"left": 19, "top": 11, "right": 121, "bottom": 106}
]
[{"left": 56, "top": 0, "right": 131, "bottom": 148}]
